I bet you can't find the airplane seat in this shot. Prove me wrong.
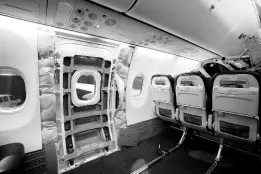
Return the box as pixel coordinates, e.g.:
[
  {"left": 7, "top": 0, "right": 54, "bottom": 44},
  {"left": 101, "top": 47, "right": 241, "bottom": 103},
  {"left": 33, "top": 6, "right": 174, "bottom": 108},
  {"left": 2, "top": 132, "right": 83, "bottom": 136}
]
[
  {"left": 212, "top": 71, "right": 261, "bottom": 143},
  {"left": 175, "top": 71, "right": 212, "bottom": 131},
  {"left": 151, "top": 74, "right": 178, "bottom": 123},
  {"left": 0, "top": 143, "right": 25, "bottom": 173}
]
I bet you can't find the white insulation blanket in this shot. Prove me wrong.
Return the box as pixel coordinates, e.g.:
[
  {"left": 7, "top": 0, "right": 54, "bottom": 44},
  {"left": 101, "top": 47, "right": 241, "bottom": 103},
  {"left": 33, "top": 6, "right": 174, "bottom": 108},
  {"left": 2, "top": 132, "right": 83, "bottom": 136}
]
[{"left": 38, "top": 27, "right": 58, "bottom": 145}]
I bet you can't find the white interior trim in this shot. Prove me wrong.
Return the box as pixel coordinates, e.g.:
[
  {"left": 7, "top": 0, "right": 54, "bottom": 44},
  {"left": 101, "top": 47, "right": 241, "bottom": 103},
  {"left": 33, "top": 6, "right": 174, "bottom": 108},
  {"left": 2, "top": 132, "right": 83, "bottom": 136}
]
[{"left": 71, "top": 70, "right": 101, "bottom": 107}]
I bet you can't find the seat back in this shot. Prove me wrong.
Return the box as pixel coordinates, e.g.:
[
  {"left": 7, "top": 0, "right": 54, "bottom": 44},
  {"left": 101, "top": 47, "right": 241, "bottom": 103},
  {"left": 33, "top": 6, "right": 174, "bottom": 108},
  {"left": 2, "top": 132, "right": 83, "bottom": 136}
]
[
  {"left": 151, "top": 75, "right": 177, "bottom": 122},
  {"left": 175, "top": 71, "right": 211, "bottom": 130},
  {"left": 212, "top": 71, "right": 260, "bottom": 143}
]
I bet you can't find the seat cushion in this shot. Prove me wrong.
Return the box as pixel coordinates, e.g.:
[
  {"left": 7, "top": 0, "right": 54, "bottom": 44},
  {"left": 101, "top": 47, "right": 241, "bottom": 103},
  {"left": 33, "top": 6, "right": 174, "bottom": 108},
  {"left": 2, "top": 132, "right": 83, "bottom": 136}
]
[{"left": 0, "top": 143, "right": 24, "bottom": 173}]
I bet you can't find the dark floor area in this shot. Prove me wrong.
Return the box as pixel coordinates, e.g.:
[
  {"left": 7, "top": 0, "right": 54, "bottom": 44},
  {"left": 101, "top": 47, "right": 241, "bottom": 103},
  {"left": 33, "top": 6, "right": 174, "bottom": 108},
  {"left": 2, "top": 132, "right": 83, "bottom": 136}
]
[
  {"left": 65, "top": 128, "right": 182, "bottom": 174},
  {"left": 143, "top": 134, "right": 260, "bottom": 174},
  {"left": 211, "top": 148, "right": 260, "bottom": 174},
  {"left": 65, "top": 128, "right": 260, "bottom": 174}
]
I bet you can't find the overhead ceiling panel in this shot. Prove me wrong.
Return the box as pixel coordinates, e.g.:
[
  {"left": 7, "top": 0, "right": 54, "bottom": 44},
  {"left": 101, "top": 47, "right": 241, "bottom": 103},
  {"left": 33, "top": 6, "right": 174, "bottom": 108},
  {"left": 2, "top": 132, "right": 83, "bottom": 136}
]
[
  {"left": 106, "top": 15, "right": 148, "bottom": 43},
  {"left": 45, "top": 0, "right": 218, "bottom": 61},
  {"left": 127, "top": 0, "right": 261, "bottom": 57},
  {"left": 0, "top": 0, "right": 47, "bottom": 22},
  {"left": 90, "top": 0, "right": 136, "bottom": 12}
]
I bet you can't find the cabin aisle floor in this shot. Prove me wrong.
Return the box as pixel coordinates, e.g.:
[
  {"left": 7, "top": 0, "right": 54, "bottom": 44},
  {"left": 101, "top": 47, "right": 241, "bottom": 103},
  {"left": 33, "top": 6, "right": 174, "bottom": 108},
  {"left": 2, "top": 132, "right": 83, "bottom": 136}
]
[
  {"left": 65, "top": 128, "right": 260, "bottom": 174},
  {"left": 65, "top": 128, "right": 182, "bottom": 174},
  {"left": 141, "top": 132, "right": 260, "bottom": 174},
  {"left": 211, "top": 149, "right": 260, "bottom": 174}
]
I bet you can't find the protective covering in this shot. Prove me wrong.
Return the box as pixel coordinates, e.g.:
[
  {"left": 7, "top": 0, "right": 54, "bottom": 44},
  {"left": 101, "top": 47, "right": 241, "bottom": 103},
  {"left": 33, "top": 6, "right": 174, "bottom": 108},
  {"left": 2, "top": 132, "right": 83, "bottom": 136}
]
[
  {"left": 212, "top": 71, "right": 260, "bottom": 143},
  {"left": 114, "top": 46, "right": 134, "bottom": 142},
  {"left": 175, "top": 71, "right": 211, "bottom": 130},
  {"left": 41, "top": 121, "right": 58, "bottom": 145},
  {"left": 40, "top": 94, "right": 56, "bottom": 122},
  {"left": 115, "top": 46, "right": 134, "bottom": 85},
  {"left": 37, "top": 27, "right": 59, "bottom": 145},
  {"left": 37, "top": 28, "right": 57, "bottom": 58},
  {"left": 151, "top": 75, "right": 177, "bottom": 123}
]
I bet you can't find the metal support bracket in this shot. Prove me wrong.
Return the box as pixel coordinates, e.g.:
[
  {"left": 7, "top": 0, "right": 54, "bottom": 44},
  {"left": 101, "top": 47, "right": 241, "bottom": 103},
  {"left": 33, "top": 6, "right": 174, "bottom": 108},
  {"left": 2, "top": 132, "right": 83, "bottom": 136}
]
[
  {"left": 130, "top": 128, "right": 187, "bottom": 174},
  {"left": 205, "top": 138, "right": 224, "bottom": 174}
]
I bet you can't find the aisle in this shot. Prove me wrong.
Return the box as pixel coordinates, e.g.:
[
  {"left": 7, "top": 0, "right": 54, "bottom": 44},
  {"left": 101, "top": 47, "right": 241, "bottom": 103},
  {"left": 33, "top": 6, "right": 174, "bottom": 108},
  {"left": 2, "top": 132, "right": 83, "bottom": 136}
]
[
  {"left": 65, "top": 127, "right": 260, "bottom": 174},
  {"left": 141, "top": 136, "right": 218, "bottom": 174},
  {"left": 212, "top": 149, "right": 259, "bottom": 174},
  {"left": 65, "top": 128, "right": 182, "bottom": 174},
  {"left": 142, "top": 137, "right": 260, "bottom": 174}
]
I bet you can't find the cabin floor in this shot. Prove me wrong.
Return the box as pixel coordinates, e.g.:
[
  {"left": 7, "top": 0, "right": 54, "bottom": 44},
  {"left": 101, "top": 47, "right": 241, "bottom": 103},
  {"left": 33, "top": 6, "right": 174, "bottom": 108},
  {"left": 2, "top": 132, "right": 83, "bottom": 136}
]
[{"left": 65, "top": 128, "right": 260, "bottom": 174}]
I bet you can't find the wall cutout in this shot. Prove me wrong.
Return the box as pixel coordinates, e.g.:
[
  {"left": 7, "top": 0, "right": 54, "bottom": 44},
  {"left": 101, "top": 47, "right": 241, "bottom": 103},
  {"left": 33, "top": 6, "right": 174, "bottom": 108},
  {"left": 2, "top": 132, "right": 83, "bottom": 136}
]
[
  {"left": 71, "top": 70, "right": 101, "bottom": 107},
  {"left": 0, "top": 68, "right": 26, "bottom": 110},
  {"left": 132, "top": 72, "right": 144, "bottom": 97}
]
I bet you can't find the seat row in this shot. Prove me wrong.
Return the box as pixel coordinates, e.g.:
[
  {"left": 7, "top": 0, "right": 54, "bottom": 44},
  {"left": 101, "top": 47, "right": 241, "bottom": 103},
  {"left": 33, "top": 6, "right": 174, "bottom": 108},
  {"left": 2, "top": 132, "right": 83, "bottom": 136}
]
[{"left": 151, "top": 70, "right": 260, "bottom": 144}]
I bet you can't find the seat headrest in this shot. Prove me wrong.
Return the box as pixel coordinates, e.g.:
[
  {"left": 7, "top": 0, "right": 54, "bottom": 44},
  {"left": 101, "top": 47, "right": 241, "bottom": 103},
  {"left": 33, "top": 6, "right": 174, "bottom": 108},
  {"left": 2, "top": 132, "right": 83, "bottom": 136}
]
[
  {"left": 212, "top": 70, "right": 261, "bottom": 117},
  {"left": 151, "top": 74, "right": 177, "bottom": 108}
]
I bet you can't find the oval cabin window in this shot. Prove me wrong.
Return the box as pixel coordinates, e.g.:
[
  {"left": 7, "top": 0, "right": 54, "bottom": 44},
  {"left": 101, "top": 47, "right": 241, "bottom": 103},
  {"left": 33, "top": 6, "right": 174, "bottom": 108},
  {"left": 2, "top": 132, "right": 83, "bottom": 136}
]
[
  {"left": 132, "top": 73, "right": 144, "bottom": 97},
  {"left": 0, "top": 68, "right": 26, "bottom": 110},
  {"left": 76, "top": 74, "right": 96, "bottom": 100},
  {"left": 71, "top": 70, "right": 101, "bottom": 107}
]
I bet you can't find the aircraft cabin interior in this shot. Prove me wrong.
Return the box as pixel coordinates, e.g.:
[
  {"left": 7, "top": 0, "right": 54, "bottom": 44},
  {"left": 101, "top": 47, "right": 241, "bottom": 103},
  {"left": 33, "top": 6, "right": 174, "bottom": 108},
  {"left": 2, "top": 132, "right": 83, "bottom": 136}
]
[{"left": 1, "top": 0, "right": 261, "bottom": 173}]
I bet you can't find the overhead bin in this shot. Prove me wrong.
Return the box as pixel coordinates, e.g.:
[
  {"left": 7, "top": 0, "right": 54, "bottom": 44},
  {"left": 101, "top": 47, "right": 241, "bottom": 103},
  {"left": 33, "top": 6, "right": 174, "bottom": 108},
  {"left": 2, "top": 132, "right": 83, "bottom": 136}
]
[
  {"left": 126, "top": 0, "right": 260, "bottom": 57},
  {"left": 90, "top": 0, "right": 136, "bottom": 12},
  {"left": 0, "top": 0, "right": 47, "bottom": 22},
  {"left": 175, "top": 71, "right": 212, "bottom": 131},
  {"left": 212, "top": 71, "right": 260, "bottom": 143},
  {"left": 151, "top": 75, "right": 178, "bottom": 123}
]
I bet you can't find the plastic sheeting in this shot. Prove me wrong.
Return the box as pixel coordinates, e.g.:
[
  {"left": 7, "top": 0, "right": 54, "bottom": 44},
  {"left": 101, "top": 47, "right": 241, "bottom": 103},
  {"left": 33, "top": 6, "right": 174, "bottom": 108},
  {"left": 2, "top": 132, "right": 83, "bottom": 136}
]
[
  {"left": 114, "top": 46, "right": 134, "bottom": 143},
  {"left": 40, "top": 94, "right": 56, "bottom": 122},
  {"left": 37, "top": 28, "right": 57, "bottom": 58},
  {"left": 37, "top": 27, "right": 58, "bottom": 145},
  {"left": 38, "top": 69, "right": 56, "bottom": 99},
  {"left": 114, "top": 110, "right": 127, "bottom": 127},
  {"left": 115, "top": 46, "right": 134, "bottom": 85},
  {"left": 41, "top": 121, "right": 58, "bottom": 145}
]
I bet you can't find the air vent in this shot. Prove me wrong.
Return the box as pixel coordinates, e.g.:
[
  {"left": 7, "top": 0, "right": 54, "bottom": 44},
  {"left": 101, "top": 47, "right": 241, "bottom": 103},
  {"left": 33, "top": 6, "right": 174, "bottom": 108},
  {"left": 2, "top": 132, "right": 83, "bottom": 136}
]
[
  {"left": 105, "top": 19, "right": 116, "bottom": 26},
  {"left": 84, "top": 21, "right": 93, "bottom": 26},
  {"left": 220, "top": 121, "right": 250, "bottom": 139},
  {"left": 72, "top": 17, "right": 81, "bottom": 23},
  {"left": 88, "top": 13, "right": 98, "bottom": 20},
  {"left": 75, "top": 8, "right": 85, "bottom": 17},
  {"left": 184, "top": 113, "right": 202, "bottom": 126},
  {"left": 159, "top": 108, "right": 171, "bottom": 118}
]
